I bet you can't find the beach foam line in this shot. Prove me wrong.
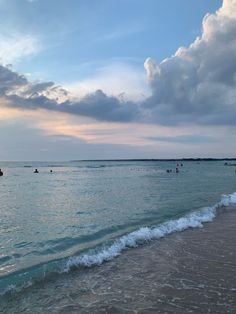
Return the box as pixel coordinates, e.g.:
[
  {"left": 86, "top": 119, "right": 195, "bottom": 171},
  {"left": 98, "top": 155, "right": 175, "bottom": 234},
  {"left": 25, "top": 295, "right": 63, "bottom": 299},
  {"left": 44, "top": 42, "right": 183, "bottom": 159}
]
[
  {"left": 2, "top": 192, "right": 236, "bottom": 296},
  {"left": 64, "top": 192, "right": 236, "bottom": 271},
  {"left": 220, "top": 192, "right": 236, "bottom": 206}
]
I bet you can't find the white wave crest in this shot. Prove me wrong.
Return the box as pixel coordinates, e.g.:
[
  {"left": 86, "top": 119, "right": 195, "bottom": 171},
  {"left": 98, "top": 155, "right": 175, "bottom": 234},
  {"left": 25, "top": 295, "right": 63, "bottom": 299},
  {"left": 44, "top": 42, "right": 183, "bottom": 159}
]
[
  {"left": 65, "top": 207, "right": 216, "bottom": 271},
  {"left": 65, "top": 192, "right": 236, "bottom": 271},
  {"left": 219, "top": 192, "right": 236, "bottom": 207}
]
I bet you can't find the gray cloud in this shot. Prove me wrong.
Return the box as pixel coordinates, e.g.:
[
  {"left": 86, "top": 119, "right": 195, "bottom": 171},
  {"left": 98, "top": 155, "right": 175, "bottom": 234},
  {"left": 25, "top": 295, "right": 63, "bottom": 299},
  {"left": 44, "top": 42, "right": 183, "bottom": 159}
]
[
  {"left": 0, "top": 60, "right": 139, "bottom": 122},
  {"left": 147, "top": 134, "right": 217, "bottom": 144},
  {"left": 1, "top": 0, "right": 236, "bottom": 126},
  {"left": 63, "top": 90, "right": 139, "bottom": 122},
  {"left": 5, "top": 89, "right": 139, "bottom": 122},
  {"left": 0, "top": 65, "right": 27, "bottom": 95},
  {"left": 0, "top": 65, "right": 139, "bottom": 122}
]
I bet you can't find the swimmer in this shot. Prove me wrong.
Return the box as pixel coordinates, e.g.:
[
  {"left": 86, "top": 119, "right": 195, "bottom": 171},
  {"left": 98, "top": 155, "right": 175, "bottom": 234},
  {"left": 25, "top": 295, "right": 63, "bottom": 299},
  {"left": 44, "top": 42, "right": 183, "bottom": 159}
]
[
  {"left": 34, "top": 169, "right": 39, "bottom": 173},
  {"left": 0, "top": 169, "right": 3, "bottom": 176}
]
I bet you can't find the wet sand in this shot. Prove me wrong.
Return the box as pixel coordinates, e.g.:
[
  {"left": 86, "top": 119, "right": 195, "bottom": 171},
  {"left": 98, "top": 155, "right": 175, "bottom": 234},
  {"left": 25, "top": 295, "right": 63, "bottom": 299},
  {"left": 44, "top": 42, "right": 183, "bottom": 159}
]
[{"left": 2, "top": 207, "right": 236, "bottom": 313}]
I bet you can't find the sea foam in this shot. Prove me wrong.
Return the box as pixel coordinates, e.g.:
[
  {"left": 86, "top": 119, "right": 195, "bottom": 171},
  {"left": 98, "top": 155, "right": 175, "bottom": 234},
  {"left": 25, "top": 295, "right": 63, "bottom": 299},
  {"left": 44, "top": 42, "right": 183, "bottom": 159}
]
[
  {"left": 65, "top": 208, "right": 214, "bottom": 270},
  {"left": 220, "top": 192, "right": 236, "bottom": 206}
]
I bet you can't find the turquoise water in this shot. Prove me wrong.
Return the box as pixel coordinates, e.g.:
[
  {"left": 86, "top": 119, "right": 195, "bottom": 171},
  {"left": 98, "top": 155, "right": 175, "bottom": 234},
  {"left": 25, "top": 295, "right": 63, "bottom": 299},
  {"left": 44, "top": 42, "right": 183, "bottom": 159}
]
[{"left": 0, "top": 160, "right": 236, "bottom": 294}]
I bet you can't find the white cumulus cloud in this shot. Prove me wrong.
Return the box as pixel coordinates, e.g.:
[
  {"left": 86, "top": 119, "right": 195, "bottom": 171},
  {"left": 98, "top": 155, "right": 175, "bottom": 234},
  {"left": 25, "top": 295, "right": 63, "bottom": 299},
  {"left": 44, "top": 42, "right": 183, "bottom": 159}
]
[{"left": 143, "top": 0, "right": 236, "bottom": 126}]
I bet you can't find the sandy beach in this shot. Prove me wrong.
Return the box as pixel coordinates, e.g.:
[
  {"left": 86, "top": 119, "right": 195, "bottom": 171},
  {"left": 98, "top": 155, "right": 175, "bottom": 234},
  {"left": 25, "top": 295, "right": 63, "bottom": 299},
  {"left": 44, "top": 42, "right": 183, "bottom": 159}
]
[{"left": 2, "top": 206, "right": 236, "bottom": 314}]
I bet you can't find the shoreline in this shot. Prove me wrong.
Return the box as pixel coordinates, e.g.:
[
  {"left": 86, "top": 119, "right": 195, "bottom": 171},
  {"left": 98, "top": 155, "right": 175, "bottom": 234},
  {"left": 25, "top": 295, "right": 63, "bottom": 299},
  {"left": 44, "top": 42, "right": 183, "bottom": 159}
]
[{"left": 2, "top": 206, "right": 236, "bottom": 313}]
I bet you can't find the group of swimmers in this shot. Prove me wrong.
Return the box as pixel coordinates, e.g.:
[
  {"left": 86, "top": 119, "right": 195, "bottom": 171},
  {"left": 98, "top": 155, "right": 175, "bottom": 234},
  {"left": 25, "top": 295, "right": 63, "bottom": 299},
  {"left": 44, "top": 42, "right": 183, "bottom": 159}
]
[
  {"left": 166, "top": 163, "right": 183, "bottom": 173},
  {"left": 34, "top": 169, "right": 53, "bottom": 173},
  {"left": 166, "top": 168, "right": 179, "bottom": 173},
  {"left": 0, "top": 169, "right": 53, "bottom": 176}
]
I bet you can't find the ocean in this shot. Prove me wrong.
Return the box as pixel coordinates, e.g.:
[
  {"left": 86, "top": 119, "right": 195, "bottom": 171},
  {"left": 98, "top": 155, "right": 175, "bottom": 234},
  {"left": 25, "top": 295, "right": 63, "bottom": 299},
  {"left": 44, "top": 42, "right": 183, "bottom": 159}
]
[{"left": 0, "top": 160, "right": 236, "bottom": 311}]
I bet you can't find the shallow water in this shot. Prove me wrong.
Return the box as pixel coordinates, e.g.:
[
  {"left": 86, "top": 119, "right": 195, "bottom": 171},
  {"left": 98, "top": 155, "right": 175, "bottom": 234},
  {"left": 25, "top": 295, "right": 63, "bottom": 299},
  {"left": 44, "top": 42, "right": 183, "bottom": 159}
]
[
  {"left": 0, "top": 160, "right": 236, "bottom": 294},
  {"left": 2, "top": 207, "right": 236, "bottom": 313}
]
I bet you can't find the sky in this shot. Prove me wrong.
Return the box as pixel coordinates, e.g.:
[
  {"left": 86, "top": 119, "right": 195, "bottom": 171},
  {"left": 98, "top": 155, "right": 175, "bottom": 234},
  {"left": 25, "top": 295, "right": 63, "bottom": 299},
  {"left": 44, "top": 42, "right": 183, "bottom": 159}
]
[{"left": 1, "top": 0, "right": 236, "bottom": 161}]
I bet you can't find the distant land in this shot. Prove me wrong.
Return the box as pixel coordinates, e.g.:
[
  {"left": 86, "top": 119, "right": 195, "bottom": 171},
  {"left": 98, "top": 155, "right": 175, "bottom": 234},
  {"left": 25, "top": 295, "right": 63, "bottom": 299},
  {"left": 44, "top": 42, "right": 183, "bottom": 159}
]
[{"left": 71, "top": 158, "right": 236, "bottom": 162}]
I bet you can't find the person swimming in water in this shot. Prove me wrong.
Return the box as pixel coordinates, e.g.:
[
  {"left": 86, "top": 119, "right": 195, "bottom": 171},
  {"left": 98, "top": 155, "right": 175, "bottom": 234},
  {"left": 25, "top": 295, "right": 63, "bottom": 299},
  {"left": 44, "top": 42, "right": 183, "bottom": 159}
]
[
  {"left": 0, "top": 169, "right": 3, "bottom": 176},
  {"left": 34, "top": 169, "right": 39, "bottom": 173}
]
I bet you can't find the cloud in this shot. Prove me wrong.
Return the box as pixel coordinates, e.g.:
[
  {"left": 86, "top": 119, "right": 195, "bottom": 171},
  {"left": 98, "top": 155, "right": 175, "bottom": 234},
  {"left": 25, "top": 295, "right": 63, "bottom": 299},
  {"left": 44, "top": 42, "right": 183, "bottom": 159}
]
[
  {"left": 1, "top": 0, "right": 236, "bottom": 127},
  {"left": 65, "top": 61, "right": 148, "bottom": 101},
  {"left": 5, "top": 90, "right": 139, "bottom": 123},
  {"left": 0, "top": 65, "right": 28, "bottom": 95},
  {"left": 0, "top": 64, "right": 140, "bottom": 122},
  {"left": 147, "top": 134, "right": 217, "bottom": 144},
  {"left": 0, "top": 33, "right": 40, "bottom": 64},
  {"left": 143, "top": 0, "right": 236, "bottom": 126},
  {"left": 93, "top": 24, "right": 146, "bottom": 43}
]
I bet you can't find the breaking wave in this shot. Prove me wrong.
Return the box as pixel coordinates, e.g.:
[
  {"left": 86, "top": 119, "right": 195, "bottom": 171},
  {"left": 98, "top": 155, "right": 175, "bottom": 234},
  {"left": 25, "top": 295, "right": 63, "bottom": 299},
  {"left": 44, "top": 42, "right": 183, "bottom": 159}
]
[{"left": 2, "top": 192, "right": 236, "bottom": 296}]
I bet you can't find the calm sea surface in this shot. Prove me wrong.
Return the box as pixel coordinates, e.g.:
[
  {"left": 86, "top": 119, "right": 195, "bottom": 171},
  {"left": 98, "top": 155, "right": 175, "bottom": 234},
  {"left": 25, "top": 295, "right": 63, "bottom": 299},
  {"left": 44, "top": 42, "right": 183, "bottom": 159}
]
[{"left": 0, "top": 160, "right": 236, "bottom": 294}]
